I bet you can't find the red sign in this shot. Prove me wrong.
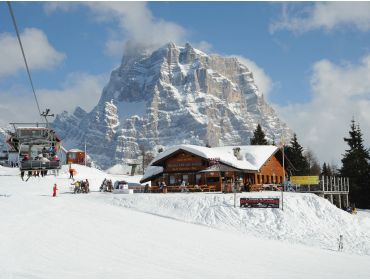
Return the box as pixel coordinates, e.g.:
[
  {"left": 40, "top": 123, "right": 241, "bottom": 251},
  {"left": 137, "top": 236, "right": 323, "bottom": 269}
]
[{"left": 240, "top": 198, "right": 280, "bottom": 208}]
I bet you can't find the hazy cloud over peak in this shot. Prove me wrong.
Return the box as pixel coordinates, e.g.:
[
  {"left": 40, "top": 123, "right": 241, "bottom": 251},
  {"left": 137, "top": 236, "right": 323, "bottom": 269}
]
[{"left": 45, "top": 2, "right": 187, "bottom": 56}]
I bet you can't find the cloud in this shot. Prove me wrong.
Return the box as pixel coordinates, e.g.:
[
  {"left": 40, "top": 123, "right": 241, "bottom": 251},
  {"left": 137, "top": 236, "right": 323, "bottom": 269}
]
[
  {"left": 0, "top": 28, "right": 65, "bottom": 77},
  {"left": 234, "top": 56, "right": 273, "bottom": 98},
  {"left": 44, "top": 2, "right": 187, "bottom": 56},
  {"left": 192, "top": 41, "right": 213, "bottom": 53},
  {"left": 270, "top": 2, "right": 370, "bottom": 34},
  {"left": 0, "top": 73, "right": 107, "bottom": 126},
  {"left": 274, "top": 55, "right": 370, "bottom": 165}
]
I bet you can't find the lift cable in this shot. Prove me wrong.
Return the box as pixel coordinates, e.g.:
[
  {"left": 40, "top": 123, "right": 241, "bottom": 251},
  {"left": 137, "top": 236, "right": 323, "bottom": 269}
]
[{"left": 7, "top": 1, "right": 43, "bottom": 120}]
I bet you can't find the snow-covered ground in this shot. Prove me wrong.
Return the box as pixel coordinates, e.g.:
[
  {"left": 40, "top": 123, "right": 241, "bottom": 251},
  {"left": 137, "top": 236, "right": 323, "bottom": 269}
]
[{"left": 1, "top": 164, "right": 370, "bottom": 278}]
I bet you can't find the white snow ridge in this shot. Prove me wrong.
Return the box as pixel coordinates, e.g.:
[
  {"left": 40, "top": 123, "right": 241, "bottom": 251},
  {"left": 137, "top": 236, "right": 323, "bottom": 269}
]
[{"left": 1, "top": 164, "right": 370, "bottom": 278}]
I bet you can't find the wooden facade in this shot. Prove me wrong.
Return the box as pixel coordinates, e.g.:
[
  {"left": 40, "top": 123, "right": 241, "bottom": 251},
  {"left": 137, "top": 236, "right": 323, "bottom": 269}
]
[
  {"left": 66, "top": 149, "right": 86, "bottom": 165},
  {"left": 147, "top": 148, "right": 287, "bottom": 192},
  {"left": 256, "top": 155, "right": 285, "bottom": 185}
]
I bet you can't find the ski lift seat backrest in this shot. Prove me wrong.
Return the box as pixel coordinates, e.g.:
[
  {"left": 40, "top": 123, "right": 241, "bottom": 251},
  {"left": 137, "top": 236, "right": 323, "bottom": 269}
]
[{"left": 16, "top": 127, "right": 48, "bottom": 140}]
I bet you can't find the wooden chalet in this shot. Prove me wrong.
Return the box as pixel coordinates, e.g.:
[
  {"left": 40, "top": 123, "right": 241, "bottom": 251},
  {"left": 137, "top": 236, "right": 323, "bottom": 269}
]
[
  {"left": 140, "top": 144, "right": 290, "bottom": 192},
  {"left": 66, "top": 149, "right": 86, "bottom": 165}
]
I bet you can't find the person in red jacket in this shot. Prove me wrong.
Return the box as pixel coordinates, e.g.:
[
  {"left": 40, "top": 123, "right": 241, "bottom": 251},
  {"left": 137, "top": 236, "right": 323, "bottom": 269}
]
[{"left": 53, "top": 184, "right": 58, "bottom": 197}]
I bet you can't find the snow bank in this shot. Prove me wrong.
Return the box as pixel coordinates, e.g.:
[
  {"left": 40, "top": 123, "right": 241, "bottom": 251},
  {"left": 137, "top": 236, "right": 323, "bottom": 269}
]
[
  {"left": 110, "top": 192, "right": 370, "bottom": 256},
  {"left": 105, "top": 163, "right": 133, "bottom": 175},
  {"left": 1, "top": 165, "right": 370, "bottom": 277}
]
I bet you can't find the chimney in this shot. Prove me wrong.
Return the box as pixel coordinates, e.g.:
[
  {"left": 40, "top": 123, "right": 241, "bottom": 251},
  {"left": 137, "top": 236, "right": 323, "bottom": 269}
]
[{"left": 233, "top": 147, "right": 241, "bottom": 160}]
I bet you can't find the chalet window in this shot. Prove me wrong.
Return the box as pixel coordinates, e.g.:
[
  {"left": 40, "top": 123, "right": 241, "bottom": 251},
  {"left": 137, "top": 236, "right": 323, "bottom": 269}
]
[
  {"left": 196, "top": 174, "right": 202, "bottom": 185},
  {"left": 170, "top": 175, "right": 175, "bottom": 185},
  {"left": 280, "top": 176, "right": 283, "bottom": 183},
  {"left": 271, "top": 176, "right": 274, "bottom": 184},
  {"left": 257, "top": 175, "right": 260, "bottom": 184},
  {"left": 262, "top": 175, "right": 264, "bottom": 183},
  {"left": 68, "top": 153, "right": 76, "bottom": 160}
]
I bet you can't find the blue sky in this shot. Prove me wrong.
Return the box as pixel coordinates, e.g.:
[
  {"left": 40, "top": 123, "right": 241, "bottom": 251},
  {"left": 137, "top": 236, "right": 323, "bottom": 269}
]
[{"left": 0, "top": 1, "right": 369, "bottom": 165}]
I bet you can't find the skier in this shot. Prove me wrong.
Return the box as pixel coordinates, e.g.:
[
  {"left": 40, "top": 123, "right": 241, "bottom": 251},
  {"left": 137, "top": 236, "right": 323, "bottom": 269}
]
[
  {"left": 52, "top": 184, "right": 58, "bottom": 197},
  {"left": 338, "top": 235, "right": 343, "bottom": 251},
  {"left": 100, "top": 179, "right": 107, "bottom": 192},
  {"left": 85, "top": 179, "right": 90, "bottom": 193},
  {"left": 69, "top": 167, "right": 74, "bottom": 180},
  {"left": 72, "top": 181, "right": 81, "bottom": 194}
]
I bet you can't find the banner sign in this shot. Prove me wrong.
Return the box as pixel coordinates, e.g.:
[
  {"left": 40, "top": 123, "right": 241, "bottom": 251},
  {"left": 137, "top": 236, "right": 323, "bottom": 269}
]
[
  {"left": 290, "top": 176, "right": 319, "bottom": 185},
  {"left": 240, "top": 198, "right": 280, "bottom": 208}
]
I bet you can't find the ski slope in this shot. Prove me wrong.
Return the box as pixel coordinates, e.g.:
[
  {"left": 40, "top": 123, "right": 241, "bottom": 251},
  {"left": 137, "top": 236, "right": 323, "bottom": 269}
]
[{"left": 1, "top": 165, "right": 370, "bottom": 278}]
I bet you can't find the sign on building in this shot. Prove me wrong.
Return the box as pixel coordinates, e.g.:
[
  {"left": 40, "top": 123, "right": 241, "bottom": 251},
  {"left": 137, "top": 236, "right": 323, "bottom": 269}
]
[
  {"left": 290, "top": 176, "right": 319, "bottom": 185},
  {"left": 240, "top": 198, "right": 280, "bottom": 208}
]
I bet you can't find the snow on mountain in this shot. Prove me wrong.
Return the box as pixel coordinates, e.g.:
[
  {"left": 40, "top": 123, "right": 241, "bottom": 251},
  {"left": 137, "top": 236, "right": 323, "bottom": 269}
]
[
  {"left": 0, "top": 127, "right": 9, "bottom": 153},
  {"left": 1, "top": 165, "right": 370, "bottom": 277},
  {"left": 53, "top": 42, "right": 292, "bottom": 168}
]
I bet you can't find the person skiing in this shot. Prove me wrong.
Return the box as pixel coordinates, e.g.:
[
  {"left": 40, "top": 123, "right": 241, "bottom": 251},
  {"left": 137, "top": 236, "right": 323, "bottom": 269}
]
[
  {"left": 72, "top": 181, "right": 81, "bottom": 194},
  {"left": 85, "top": 179, "right": 90, "bottom": 193},
  {"left": 338, "top": 235, "right": 343, "bottom": 251},
  {"left": 52, "top": 184, "right": 58, "bottom": 197},
  {"left": 69, "top": 167, "right": 74, "bottom": 180}
]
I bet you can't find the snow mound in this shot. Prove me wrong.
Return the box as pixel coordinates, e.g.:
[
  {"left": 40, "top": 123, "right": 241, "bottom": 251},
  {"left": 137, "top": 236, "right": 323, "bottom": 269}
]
[
  {"left": 105, "top": 164, "right": 133, "bottom": 175},
  {"left": 110, "top": 192, "right": 370, "bottom": 255}
]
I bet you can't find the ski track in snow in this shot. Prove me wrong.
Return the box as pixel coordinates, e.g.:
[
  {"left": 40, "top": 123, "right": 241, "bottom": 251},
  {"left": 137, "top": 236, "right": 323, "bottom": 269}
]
[{"left": 1, "top": 164, "right": 370, "bottom": 278}]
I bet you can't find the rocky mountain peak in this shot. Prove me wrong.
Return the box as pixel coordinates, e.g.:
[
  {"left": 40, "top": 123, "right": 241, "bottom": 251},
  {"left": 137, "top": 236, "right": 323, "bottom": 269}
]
[{"left": 53, "top": 43, "right": 292, "bottom": 168}]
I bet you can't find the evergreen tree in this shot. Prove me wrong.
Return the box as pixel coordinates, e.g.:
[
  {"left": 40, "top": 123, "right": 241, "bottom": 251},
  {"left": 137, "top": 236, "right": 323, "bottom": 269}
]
[
  {"left": 340, "top": 119, "right": 370, "bottom": 208},
  {"left": 321, "top": 162, "right": 333, "bottom": 177},
  {"left": 304, "top": 148, "right": 321, "bottom": 175},
  {"left": 285, "top": 133, "right": 310, "bottom": 175},
  {"left": 250, "top": 124, "right": 268, "bottom": 145}
]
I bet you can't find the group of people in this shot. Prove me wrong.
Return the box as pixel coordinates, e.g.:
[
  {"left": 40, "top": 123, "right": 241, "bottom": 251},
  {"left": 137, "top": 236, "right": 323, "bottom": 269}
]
[
  {"left": 222, "top": 181, "right": 251, "bottom": 193},
  {"left": 71, "top": 179, "right": 90, "bottom": 194},
  {"left": 100, "top": 178, "right": 113, "bottom": 192},
  {"left": 21, "top": 169, "right": 48, "bottom": 181},
  {"left": 21, "top": 149, "right": 60, "bottom": 163}
]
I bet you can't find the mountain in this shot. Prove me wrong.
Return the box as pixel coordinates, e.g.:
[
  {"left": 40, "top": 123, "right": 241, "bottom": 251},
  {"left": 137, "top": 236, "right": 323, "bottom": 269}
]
[
  {"left": 53, "top": 42, "right": 292, "bottom": 168},
  {"left": 0, "top": 127, "right": 9, "bottom": 152}
]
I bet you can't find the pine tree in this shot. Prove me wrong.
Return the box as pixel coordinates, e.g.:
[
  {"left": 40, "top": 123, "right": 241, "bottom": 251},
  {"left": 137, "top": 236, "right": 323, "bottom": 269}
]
[
  {"left": 285, "top": 133, "right": 310, "bottom": 175},
  {"left": 340, "top": 119, "right": 370, "bottom": 208},
  {"left": 321, "top": 162, "right": 333, "bottom": 176},
  {"left": 304, "top": 148, "right": 321, "bottom": 175},
  {"left": 250, "top": 124, "right": 269, "bottom": 145}
]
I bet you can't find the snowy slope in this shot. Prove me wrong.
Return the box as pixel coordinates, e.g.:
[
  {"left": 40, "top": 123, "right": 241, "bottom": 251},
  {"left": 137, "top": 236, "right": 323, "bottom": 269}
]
[
  {"left": 1, "top": 165, "right": 370, "bottom": 278},
  {"left": 111, "top": 193, "right": 370, "bottom": 256}
]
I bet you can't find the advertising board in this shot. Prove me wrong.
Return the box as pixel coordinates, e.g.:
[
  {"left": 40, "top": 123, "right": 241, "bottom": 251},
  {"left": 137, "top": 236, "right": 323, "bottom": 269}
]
[
  {"left": 290, "top": 176, "right": 319, "bottom": 185},
  {"left": 240, "top": 197, "right": 280, "bottom": 208}
]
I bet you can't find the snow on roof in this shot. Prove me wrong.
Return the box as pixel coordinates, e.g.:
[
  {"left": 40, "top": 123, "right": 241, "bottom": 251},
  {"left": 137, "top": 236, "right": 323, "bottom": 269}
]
[
  {"left": 140, "top": 165, "right": 163, "bottom": 183},
  {"left": 68, "top": 149, "right": 84, "bottom": 153},
  {"left": 142, "top": 144, "right": 279, "bottom": 181},
  {"left": 212, "top": 145, "right": 279, "bottom": 170}
]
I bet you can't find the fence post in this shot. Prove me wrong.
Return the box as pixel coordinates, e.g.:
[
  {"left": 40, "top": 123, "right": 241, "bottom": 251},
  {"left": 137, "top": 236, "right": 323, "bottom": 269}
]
[{"left": 322, "top": 176, "right": 325, "bottom": 192}]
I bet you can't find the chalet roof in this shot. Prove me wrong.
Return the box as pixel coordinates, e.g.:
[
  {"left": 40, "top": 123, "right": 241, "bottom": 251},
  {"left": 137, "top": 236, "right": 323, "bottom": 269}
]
[
  {"left": 141, "top": 144, "right": 280, "bottom": 182},
  {"left": 68, "top": 149, "right": 84, "bottom": 153},
  {"left": 140, "top": 166, "right": 163, "bottom": 183}
]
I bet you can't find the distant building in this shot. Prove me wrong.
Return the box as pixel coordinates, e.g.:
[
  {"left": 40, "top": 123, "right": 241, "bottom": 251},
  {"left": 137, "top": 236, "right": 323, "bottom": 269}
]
[
  {"left": 140, "top": 144, "right": 290, "bottom": 191},
  {"left": 66, "top": 149, "right": 86, "bottom": 165}
]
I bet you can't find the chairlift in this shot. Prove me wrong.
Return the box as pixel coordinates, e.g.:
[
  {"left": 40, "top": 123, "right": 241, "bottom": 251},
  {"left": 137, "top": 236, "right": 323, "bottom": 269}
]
[{"left": 6, "top": 122, "right": 62, "bottom": 172}]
